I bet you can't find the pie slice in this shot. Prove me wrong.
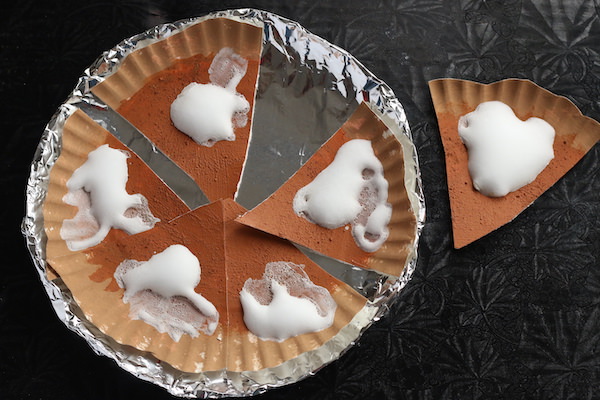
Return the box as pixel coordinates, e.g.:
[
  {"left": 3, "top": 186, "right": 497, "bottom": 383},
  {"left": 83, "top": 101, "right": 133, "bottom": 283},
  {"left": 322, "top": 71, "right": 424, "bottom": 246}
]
[
  {"left": 47, "top": 201, "right": 229, "bottom": 373},
  {"left": 237, "top": 103, "right": 417, "bottom": 276},
  {"left": 44, "top": 109, "right": 189, "bottom": 265},
  {"left": 221, "top": 199, "right": 367, "bottom": 372},
  {"left": 92, "top": 17, "right": 263, "bottom": 201},
  {"left": 429, "top": 78, "right": 600, "bottom": 248}
]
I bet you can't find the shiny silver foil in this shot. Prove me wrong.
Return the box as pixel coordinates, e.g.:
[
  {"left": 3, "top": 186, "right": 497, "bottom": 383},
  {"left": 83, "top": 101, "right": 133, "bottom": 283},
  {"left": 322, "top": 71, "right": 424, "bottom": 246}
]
[{"left": 22, "top": 9, "right": 425, "bottom": 398}]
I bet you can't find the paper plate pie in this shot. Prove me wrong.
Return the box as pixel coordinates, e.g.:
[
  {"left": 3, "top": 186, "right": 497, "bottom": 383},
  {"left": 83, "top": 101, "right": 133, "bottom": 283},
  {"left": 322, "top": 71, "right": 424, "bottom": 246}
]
[
  {"left": 23, "top": 10, "right": 424, "bottom": 398},
  {"left": 429, "top": 78, "right": 600, "bottom": 248}
]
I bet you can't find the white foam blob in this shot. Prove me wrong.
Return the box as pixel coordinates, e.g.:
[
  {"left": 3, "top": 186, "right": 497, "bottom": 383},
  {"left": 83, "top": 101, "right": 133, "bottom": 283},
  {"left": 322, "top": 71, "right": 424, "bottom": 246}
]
[
  {"left": 240, "top": 262, "right": 337, "bottom": 342},
  {"left": 115, "top": 244, "right": 219, "bottom": 341},
  {"left": 458, "top": 101, "right": 555, "bottom": 197},
  {"left": 170, "top": 47, "right": 250, "bottom": 147},
  {"left": 60, "top": 144, "right": 159, "bottom": 251},
  {"left": 293, "top": 139, "right": 392, "bottom": 252}
]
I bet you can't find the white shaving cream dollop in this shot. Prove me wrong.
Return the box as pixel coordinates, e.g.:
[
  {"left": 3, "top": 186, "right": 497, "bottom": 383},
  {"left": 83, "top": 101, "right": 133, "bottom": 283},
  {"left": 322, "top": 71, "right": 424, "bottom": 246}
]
[
  {"left": 240, "top": 262, "right": 336, "bottom": 342},
  {"left": 293, "top": 139, "right": 392, "bottom": 252},
  {"left": 115, "top": 244, "right": 218, "bottom": 341},
  {"left": 458, "top": 101, "right": 555, "bottom": 197},
  {"left": 60, "top": 144, "right": 158, "bottom": 251},
  {"left": 170, "top": 47, "right": 250, "bottom": 147}
]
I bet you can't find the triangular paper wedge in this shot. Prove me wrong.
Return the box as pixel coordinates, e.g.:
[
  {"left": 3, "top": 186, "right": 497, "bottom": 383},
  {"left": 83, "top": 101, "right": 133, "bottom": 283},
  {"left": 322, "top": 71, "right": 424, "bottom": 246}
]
[
  {"left": 47, "top": 201, "right": 229, "bottom": 373},
  {"left": 220, "top": 199, "right": 367, "bottom": 372},
  {"left": 44, "top": 109, "right": 190, "bottom": 267},
  {"left": 92, "top": 17, "right": 263, "bottom": 201},
  {"left": 237, "top": 103, "right": 417, "bottom": 277},
  {"left": 47, "top": 199, "right": 367, "bottom": 374},
  {"left": 429, "top": 78, "right": 600, "bottom": 248}
]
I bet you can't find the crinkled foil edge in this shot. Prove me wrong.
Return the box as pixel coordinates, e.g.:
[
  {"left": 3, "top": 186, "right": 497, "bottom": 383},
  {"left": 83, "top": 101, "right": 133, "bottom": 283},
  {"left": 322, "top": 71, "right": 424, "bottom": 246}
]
[{"left": 21, "top": 8, "right": 425, "bottom": 398}]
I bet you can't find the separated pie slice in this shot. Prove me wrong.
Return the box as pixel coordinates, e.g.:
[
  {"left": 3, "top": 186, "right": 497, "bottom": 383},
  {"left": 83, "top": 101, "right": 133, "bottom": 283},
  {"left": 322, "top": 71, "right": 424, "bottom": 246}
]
[
  {"left": 92, "top": 18, "right": 263, "bottom": 201},
  {"left": 44, "top": 109, "right": 189, "bottom": 266},
  {"left": 237, "top": 103, "right": 417, "bottom": 277},
  {"left": 429, "top": 78, "right": 600, "bottom": 248}
]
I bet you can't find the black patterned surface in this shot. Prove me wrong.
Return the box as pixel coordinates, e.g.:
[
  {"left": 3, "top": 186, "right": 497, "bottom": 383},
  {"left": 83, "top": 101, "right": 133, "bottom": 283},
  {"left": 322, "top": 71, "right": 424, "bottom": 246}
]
[{"left": 2, "top": 1, "right": 600, "bottom": 399}]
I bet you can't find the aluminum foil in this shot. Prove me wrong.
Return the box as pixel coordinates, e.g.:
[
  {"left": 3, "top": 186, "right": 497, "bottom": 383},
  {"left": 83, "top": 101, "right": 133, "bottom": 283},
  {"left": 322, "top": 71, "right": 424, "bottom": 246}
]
[{"left": 22, "top": 9, "right": 425, "bottom": 398}]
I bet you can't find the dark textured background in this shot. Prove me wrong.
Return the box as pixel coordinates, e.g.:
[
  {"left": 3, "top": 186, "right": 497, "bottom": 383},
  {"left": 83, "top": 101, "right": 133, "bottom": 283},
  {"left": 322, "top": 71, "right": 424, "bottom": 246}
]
[{"left": 2, "top": 1, "right": 600, "bottom": 399}]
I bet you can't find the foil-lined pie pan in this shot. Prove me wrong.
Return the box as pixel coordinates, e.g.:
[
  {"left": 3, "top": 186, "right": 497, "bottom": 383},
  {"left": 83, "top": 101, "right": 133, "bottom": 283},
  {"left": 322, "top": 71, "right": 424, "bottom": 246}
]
[{"left": 22, "top": 9, "right": 425, "bottom": 398}]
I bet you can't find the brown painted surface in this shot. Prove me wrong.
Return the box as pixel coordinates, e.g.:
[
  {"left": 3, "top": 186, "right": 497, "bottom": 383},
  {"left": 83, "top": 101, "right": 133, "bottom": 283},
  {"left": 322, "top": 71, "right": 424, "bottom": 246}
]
[{"left": 429, "top": 78, "right": 600, "bottom": 248}]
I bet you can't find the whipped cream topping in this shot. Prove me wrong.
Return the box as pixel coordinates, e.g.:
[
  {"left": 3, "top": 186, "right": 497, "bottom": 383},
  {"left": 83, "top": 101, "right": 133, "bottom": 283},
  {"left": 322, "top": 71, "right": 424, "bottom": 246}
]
[
  {"left": 293, "top": 139, "right": 392, "bottom": 252},
  {"left": 115, "top": 244, "right": 219, "bottom": 341},
  {"left": 170, "top": 47, "right": 250, "bottom": 147},
  {"left": 60, "top": 144, "right": 158, "bottom": 251},
  {"left": 458, "top": 101, "right": 555, "bottom": 197},
  {"left": 240, "top": 262, "right": 336, "bottom": 342}
]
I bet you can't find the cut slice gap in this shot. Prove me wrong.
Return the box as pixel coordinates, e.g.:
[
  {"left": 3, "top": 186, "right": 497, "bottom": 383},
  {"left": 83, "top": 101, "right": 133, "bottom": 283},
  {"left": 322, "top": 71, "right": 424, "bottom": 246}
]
[
  {"left": 294, "top": 244, "right": 391, "bottom": 301},
  {"left": 92, "top": 17, "right": 264, "bottom": 202},
  {"left": 78, "top": 99, "right": 209, "bottom": 209},
  {"left": 428, "top": 78, "right": 600, "bottom": 248},
  {"left": 237, "top": 102, "right": 417, "bottom": 277}
]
